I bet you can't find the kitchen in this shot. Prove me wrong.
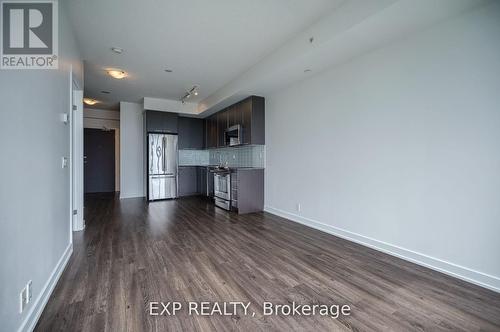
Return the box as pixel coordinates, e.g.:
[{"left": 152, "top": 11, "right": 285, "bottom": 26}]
[{"left": 145, "top": 95, "right": 265, "bottom": 214}]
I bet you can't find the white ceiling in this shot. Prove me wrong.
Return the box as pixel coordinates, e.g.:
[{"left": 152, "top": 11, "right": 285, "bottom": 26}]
[
  {"left": 198, "top": 0, "right": 488, "bottom": 116},
  {"left": 66, "top": 0, "right": 345, "bottom": 110}
]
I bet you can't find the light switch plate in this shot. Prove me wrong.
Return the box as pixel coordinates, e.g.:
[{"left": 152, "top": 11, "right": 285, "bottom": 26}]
[
  {"left": 60, "top": 113, "right": 69, "bottom": 124},
  {"left": 61, "top": 157, "right": 68, "bottom": 168}
]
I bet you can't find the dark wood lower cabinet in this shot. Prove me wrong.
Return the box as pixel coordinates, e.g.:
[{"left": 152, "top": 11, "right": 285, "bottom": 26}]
[
  {"left": 233, "top": 168, "right": 264, "bottom": 214},
  {"left": 178, "top": 166, "right": 211, "bottom": 197},
  {"left": 198, "top": 167, "right": 208, "bottom": 196},
  {"left": 178, "top": 167, "right": 198, "bottom": 196},
  {"left": 178, "top": 167, "right": 263, "bottom": 215},
  {"left": 206, "top": 168, "right": 214, "bottom": 197}
]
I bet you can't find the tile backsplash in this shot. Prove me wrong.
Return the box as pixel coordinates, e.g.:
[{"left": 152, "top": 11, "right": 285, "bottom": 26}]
[
  {"left": 179, "top": 145, "right": 265, "bottom": 168},
  {"left": 178, "top": 149, "right": 209, "bottom": 166}
]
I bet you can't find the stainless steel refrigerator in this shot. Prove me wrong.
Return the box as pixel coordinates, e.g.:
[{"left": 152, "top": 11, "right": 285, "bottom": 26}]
[{"left": 148, "top": 133, "right": 178, "bottom": 200}]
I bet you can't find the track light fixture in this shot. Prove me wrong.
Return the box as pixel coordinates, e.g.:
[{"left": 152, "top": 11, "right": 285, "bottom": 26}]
[{"left": 181, "top": 85, "right": 199, "bottom": 104}]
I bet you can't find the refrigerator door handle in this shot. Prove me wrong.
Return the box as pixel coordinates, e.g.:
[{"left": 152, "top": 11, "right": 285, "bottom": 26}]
[
  {"left": 149, "top": 136, "right": 153, "bottom": 173},
  {"left": 162, "top": 136, "right": 166, "bottom": 173}
]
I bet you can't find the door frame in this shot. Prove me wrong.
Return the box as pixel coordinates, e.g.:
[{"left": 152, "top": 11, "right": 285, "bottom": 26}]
[{"left": 70, "top": 69, "right": 85, "bottom": 233}]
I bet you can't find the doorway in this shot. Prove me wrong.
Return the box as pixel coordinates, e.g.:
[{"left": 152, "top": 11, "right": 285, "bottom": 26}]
[{"left": 84, "top": 128, "right": 116, "bottom": 193}]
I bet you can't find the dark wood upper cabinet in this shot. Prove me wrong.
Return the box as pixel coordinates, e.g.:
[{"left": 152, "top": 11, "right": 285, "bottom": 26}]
[
  {"left": 240, "top": 98, "right": 252, "bottom": 145},
  {"left": 178, "top": 117, "right": 204, "bottom": 149},
  {"left": 211, "top": 114, "right": 218, "bottom": 148},
  {"left": 227, "top": 105, "right": 240, "bottom": 128},
  {"left": 205, "top": 114, "right": 218, "bottom": 149},
  {"left": 217, "top": 111, "right": 228, "bottom": 147},
  {"left": 203, "top": 95, "right": 265, "bottom": 148},
  {"left": 145, "top": 110, "right": 178, "bottom": 134},
  {"left": 241, "top": 96, "right": 265, "bottom": 145},
  {"left": 145, "top": 111, "right": 162, "bottom": 132}
]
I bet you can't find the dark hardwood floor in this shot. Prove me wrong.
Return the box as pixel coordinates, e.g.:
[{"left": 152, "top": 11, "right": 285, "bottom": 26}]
[{"left": 35, "top": 194, "right": 500, "bottom": 331}]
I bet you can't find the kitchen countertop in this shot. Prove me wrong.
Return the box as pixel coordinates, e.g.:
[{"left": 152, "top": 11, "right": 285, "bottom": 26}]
[{"left": 178, "top": 165, "right": 264, "bottom": 171}]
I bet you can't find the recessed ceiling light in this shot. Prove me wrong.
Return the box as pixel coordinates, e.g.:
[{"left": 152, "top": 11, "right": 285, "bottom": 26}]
[
  {"left": 83, "top": 98, "right": 99, "bottom": 105},
  {"left": 107, "top": 69, "right": 128, "bottom": 79},
  {"left": 111, "top": 47, "right": 123, "bottom": 54},
  {"left": 164, "top": 69, "right": 173, "bottom": 73}
]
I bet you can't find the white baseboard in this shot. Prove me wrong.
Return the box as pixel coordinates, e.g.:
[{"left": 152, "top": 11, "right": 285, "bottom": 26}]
[
  {"left": 73, "top": 215, "right": 85, "bottom": 232},
  {"left": 119, "top": 193, "right": 145, "bottom": 199},
  {"left": 264, "top": 206, "right": 500, "bottom": 293},
  {"left": 18, "top": 243, "right": 73, "bottom": 332}
]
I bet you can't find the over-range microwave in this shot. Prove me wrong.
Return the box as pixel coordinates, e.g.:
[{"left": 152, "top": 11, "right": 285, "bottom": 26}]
[{"left": 225, "top": 124, "right": 242, "bottom": 146}]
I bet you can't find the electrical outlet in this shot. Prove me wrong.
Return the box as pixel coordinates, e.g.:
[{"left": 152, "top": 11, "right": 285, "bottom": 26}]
[
  {"left": 296, "top": 203, "right": 301, "bottom": 212},
  {"left": 19, "top": 280, "right": 33, "bottom": 313},
  {"left": 27, "top": 280, "right": 32, "bottom": 303},
  {"left": 20, "top": 287, "right": 27, "bottom": 313}
]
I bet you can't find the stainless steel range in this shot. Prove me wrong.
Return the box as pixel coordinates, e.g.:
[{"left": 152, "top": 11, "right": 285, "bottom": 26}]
[{"left": 214, "top": 170, "right": 231, "bottom": 210}]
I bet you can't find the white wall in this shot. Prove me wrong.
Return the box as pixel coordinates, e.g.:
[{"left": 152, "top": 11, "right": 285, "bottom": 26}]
[
  {"left": 265, "top": 2, "right": 500, "bottom": 292},
  {"left": 83, "top": 108, "right": 120, "bottom": 129},
  {"left": 143, "top": 97, "right": 197, "bottom": 115},
  {"left": 0, "top": 1, "right": 83, "bottom": 331},
  {"left": 120, "top": 102, "right": 145, "bottom": 198},
  {"left": 84, "top": 108, "right": 121, "bottom": 191}
]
